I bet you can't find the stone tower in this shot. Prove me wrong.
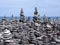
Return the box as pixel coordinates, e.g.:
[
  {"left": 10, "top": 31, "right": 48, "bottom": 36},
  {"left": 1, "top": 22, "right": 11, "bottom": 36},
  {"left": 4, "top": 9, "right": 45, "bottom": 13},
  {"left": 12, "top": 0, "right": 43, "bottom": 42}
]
[
  {"left": 43, "top": 14, "right": 47, "bottom": 25},
  {"left": 2, "top": 16, "right": 6, "bottom": 22},
  {"left": 33, "top": 7, "right": 40, "bottom": 23},
  {"left": 2, "top": 29, "right": 14, "bottom": 45},
  {"left": 27, "top": 16, "right": 30, "bottom": 22},
  {"left": 20, "top": 8, "right": 25, "bottom": 22},
  {"left": 11, "top": 14, "right": 14, "bottom": 20},
  {"left": 48, "top": 17, "right": 51, "bottom": 24}
]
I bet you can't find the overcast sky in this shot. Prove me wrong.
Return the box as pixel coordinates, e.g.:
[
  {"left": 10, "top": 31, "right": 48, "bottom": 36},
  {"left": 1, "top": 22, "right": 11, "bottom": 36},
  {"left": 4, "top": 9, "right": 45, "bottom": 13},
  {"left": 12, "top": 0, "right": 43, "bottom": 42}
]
[{"left": 0, "top": 0, "right": 60, "bottom": 17}]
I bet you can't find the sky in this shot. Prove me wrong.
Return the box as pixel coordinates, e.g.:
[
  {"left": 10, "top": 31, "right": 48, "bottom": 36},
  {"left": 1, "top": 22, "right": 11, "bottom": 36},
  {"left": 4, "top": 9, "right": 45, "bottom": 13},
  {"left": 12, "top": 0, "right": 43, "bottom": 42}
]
[{"left": 0, "top": 0, "right": 60, "bottom": 17}]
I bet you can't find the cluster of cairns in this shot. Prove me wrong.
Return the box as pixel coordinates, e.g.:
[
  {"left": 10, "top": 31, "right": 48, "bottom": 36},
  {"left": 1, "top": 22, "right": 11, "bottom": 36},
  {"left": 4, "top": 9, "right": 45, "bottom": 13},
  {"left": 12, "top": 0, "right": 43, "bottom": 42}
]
[{"left": 0, "top": 7, "right": 60, "bottom": 45}]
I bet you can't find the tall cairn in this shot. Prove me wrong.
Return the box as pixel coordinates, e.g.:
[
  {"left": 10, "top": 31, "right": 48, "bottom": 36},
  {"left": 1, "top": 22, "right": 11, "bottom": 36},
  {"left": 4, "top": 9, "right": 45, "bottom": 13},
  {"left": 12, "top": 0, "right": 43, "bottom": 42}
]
[
  {"left": 48, "top": 17, "right": 51, "bottom": 24},
  {"left": 1, "top": 16, "right": 7, "bottom": 23},
  {"left": 10, "top": 14, "right": 14, "bottom": 22},
  {"left": 26, "top": 16, "right": 30, "bottom": 22},
  {"left": 43, "top": 14, "right": 47, "bottom": 25},
  {"left": 33, "top": 7, "right": 39, "bottom": 23},
  {"left": 19, "top": 8, "right": 25, "bottom": 23}
]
